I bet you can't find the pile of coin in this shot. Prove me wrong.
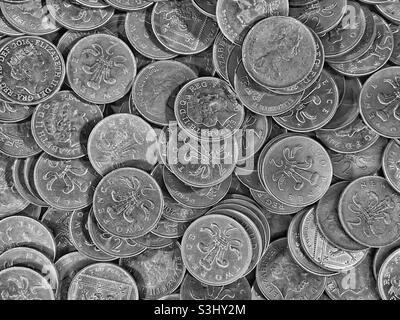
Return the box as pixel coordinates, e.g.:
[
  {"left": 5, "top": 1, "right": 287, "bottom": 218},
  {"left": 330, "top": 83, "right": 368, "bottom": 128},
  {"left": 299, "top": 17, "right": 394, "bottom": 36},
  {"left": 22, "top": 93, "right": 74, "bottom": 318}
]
[{"left": 1, "top": 0, "right": 400, "bottom": 300}]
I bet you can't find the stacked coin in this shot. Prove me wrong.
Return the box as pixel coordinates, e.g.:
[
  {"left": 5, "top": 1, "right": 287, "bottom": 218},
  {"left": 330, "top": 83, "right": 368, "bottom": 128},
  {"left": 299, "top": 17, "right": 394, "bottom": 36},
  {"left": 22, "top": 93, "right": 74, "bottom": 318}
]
[{"left": 0, "top": 0, "right": 400, "bottom": 301}]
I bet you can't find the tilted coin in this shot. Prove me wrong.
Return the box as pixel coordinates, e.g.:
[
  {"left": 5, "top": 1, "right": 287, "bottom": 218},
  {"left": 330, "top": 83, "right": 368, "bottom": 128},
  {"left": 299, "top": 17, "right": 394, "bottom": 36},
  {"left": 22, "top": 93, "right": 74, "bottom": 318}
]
[
  {"left": 0, "top": 267, "right": 54, "bottom": 300},
  {"left": 329, "top": 137, "right": 387, "bottom": 181},
  {"left": 132, "top": 61, "right": 197, "bottom": 126},
  {"left": 316, "top": 182, "right": 367, "bottom": 251},
  {"left": 167, "top": 129, "right": 238, "bottom": 188},
  {"left": 76, "top": 0, "right": 110, "bottom": 8},
  {"left": 125, "top": 8, "right": 177, "bottom": 61},
  {"left": 320, "top": 1, "right": 366, "bottom": 59},
  {"left": 216, "top": 0, "right": 289, "bottom": 45},
  {"left": 175, "top": 77, "right": 244, "bottom": 140},
  {"left": 47, "top": 0, "right": 114, "bottom": 31},
  {"left": 93, "top": 167, "right": 163, "bottom": 238},
  {"left": 158, "top": 294, "right": 180, "bottom": 300},
  {"left": 134, "top": 232, "right": 174, "bottom": 250},
  {"left": 120, "top": 242, "right": 185, "bottom": 300},
  {"left": 250, "top": 188, "right": 301, "bottom": 215},
  {"left": 323, "top": 76, "right": 361, "bottom": 130},
  {"left": 378, "top": 248, "right": 400, "bottom": 300},
  {"left": 151, "top": 217, "right": 190, "bottom": 239},
  {"left": 339, "top": 176, "right": 400, "bottom": 248},
  {"left": 242, "top": 16, "right": 316, "bottom": 90},
  {"left": 373, "top": 237, "right": 400, "bottom": 280},
  {"left": 34, "top": 154, "right": 101, "bottom": 211},
  {"left": 0, "top": 119, "right": 41, "bottom": 158},
  {"left": 0, "top": 0, "right": 60, "bottom": 35},
  {"left": 300, "top": 207, "right": 368, "bottom": 272},
  {"left": 23, "top": 154, "right": 48, "bottom": 207},
  {"left": 151, "top": 0, "right": 219, "bottom": 55},
  {"left": 256, "top": 237, "right": 326, "bottom": 300},
  {"left": 0, "top": 247, "right": 59, "bottom": 295},
  {"left": 325, "top": 250, "right": 380, "bottom": 300},
  {"left": 273, "top": 69, "right": 339, "bottom": 132},
  {"left": 69, "top": 207, "right": 115, "bottom": 261},
  {"left": 328, "top": 14, "right": 394, "bottom": 77},
  {"left": 0, "top": 216, "right": 56, "bottom": 261},
  {"left": 289, "top": 0, "right": 346, "bottom": 35},
  {"left": 234, "top": 61, "right": 303, "bottom": 117},
  {"left": 262, "top": 135, "right": 332, "bottom": 207},
  {"left": 163, "top": 167, "right": 232, "bottom": 209},
  {"left": 0, "top": 102, "right": 33, "bottom": 123},
  {"left": 161, "top": 196, "right": 207, "bottom": 223},
  {"left": 360, "top": 66, "right": 400, "bottom": 139},
  {"left": 32, "top": 90, "right": 104, "bottom": 160},
  {"left": 55, "top": 252, "right": 95, "bottom": 300},
  {"left": 181, "top": 214, "right": 252, "bottom": 286},
  {"left": 1, "top": 155, "right": 29, "bottom": 217},
  {"left": 383, "top": 140, "right": 400, "bottom": 194},
  {"left": 180, "top": 273, "right": 251, "bottom": 300},
  {"left": 67, "top": 34, "right": 136, "bottom": 104},
  {"left": 0, "top": 36, "right": 65, "bottom": 105},
  {"left": 206, "top": 207, "right": 263, "bottom": 277},
  {"left": 213, "top": 32, "right": 235, "bottom": 82},
  {"left": 87, "top": 209, "right": 146, "bottom": 258},
  {"left": 192, "top": 0, "right": 217, "bottom": 19},
  {"left": 288, "top": 209, "right": 338, "bottom": 277},
  {"left": 68, "top": 262, "right": 139, "bottom": 300},
  {"left": 41, "top": 208, "right": 75, "bottom": 260},
  {"left": 316, "top": 117, "right": 380, "bottom": 154},
  {"left": 104, "top": 0, "right": 152, "bottom": 11},
  {"left": 87, "top": 113, "right": 158, "bottom": 176},
  {"left": 12, "top": 158, "right": 44, "bottom": 208}
]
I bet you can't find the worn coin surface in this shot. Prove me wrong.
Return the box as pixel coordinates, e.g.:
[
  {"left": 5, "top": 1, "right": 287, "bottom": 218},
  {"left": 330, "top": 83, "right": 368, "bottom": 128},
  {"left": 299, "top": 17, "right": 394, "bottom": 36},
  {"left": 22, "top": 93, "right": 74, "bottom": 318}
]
[
  {"left": 0, "top": 119, "right": 41, "bottom": 158},
  {"left": 378, "top": 248, "right": 400, "bottom": 300},
  {"left": 87, "top": 113, "right": 158, "bottom": 176},
  {"left": 329, "top": 137, "right": 387, "bottom": 181},
  {"left": 242, "top": 16, "right": 316, "bottom": 90},
  {"left": 181, "top": 273, "right": 251, "bottom": 300},
  {"left": 0, "top": 102, "right": 33, "bottom": 123},
  {"left": 0, "top": 267, "right": 54, "bottom": 300},
  {"left": 181, "top": 214, "right": 252, "bottom": 286},
  {"left": 151, "top": 0, "right": 219, "bottom": 55},
  {"left": 125, "top": 8, "right": 177, "bottom": 61},
  {"left": 325, "top": 250, "right": 380, "bottom": 300},
  {"left": 216, "top": 0, "right": 289, "bottom": 45},
  {"left": 68, "top": 262, "right": 139, "bottom": 300},
  {"left": 339, "top": 176, "right": 400, "bottom": 248},
  {"left": 69, "top": 207, "right": 115, "bottom": 261},
  {"left": 300, "top": 207, "right": 367, "bottom": 272},
  {"left": 317, "top": 117, "right": 380, "bottom": 154},
  {"left": 175, "top": 77, "right": 244, "bottom": 140},
  {"left": 360, "top": 66, "right": 400, "bottom": 139},
  {"left": 34, "top": 154, "right": 100, "bottom": 211},
  {"left": 93, "top": 167, "right": 163, "bottom": 239},
  {"left": 163, "top": 167, "right": 232, "bottom": 209},
  {"left": 132, "top": 61, "right": 197, "bottom": 126},
  {"left": 55, "top": 252, "right": 96, "bottom": 300},
  {"left": 0, "top": 155, "right": 29, "bottom": 217},
  {"left": 0, "top": 0, "right": 60, "bottom": 35},
  {"left": 256, "top": 237, "right": 326, "bottom": 300},
  {"left": 316, "top": 182, "right": 368, "bottom": 252},
  {"left": 32, "top": 90, "right": 103, "bottom": 160},
  {"left": 0, "top": 216, "right": 56, "bottom": 261},
  {"left": 273, "top": 69, "right": 339, "bottom": 132},
  {"left": 67, "top": 34, "right": 136, "bottom": 104},
  {"left": 120, "top": 242, "right": 185, "bottom": 300},
  {"left": 0, "top": 36, "right": 65, "bottom": 105},
  {"left": 262, "top": 135, "right": 332, "bottom": 207},
  {"left": 47, "top": 0, "right": 114, "bottom": 31},
  {"left": 0, "top": 247, "right": 59, "bottom": 295},
  {"left": 41, "top": 208, "right": 75, "bottom": 260}
]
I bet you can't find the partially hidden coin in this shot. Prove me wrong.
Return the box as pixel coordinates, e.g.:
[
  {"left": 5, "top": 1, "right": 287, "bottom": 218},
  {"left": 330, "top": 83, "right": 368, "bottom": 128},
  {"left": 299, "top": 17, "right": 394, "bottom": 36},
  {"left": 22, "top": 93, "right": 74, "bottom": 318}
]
[
  {"left": 378, "top": 248, "right": 400, "bottom": 300},
  {"left": 0, "top": 102, "right": 33, "bottom": 123}
]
